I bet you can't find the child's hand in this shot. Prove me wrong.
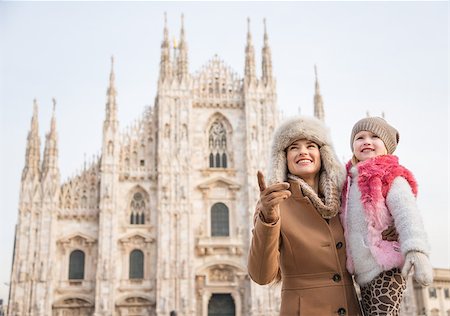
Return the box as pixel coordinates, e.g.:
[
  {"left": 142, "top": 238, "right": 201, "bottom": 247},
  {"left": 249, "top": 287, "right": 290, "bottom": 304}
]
[
  {"left": 402, "top": 251, "right": 433, "bottom": 286},
  {"left": 257, "top": 171, "right": 291, "bottom": 223}
]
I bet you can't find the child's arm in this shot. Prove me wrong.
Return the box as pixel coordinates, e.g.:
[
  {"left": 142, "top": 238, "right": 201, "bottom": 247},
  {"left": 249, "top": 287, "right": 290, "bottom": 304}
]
[
  {"left": 386, "top": 176, "right": 433, "bottom": 285},
  {"left": 386, "top": 177, "right": 429, "bottom": 255}
]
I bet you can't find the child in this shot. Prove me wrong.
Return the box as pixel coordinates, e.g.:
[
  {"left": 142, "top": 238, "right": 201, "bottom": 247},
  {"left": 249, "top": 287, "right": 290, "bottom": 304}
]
[{"left": 340, "top": 117, "right": 432, "bottom": 316}]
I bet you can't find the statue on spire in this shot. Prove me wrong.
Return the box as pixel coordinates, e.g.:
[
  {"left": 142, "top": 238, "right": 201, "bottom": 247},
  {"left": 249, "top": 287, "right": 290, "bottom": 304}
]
[
  {"left": 244, "top": 17, "right": 256, "bottom": 85},
  {"left": 42, "top": 97, "right": 60, "bottom": 180},
  {"left": 261, "top": 18, "right": 273, "bottom": 86},
  {"left": 177, "top": 13, "right": 189, "bottom": 82},
  {"left": 104, "top": 56, "right": 118, "bottom": 132},
  {"left": 22, "top": 99, "right": 41, "bottom": 181},
  {"left": 313, "top": 65, "right": 325, "bottom": 122},
  {"left": 159, "top": 12, "right": 172, "bottom": 84}
]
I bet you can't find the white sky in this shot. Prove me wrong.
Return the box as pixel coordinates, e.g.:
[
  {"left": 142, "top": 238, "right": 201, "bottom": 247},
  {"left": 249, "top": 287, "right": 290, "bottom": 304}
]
[{"left": 0, "top": 1, "right": 448, "bottom": 302}]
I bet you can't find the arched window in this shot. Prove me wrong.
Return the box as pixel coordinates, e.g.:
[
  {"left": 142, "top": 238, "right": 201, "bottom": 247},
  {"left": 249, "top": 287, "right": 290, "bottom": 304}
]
[
  {"left": 222, "top": 153, "right": 227, "bottom": 168},
  {"left": 68, "top": 250, "right": 85, "bottom": 280},
  {"left": 208, "top": 120, "right": 228, "bottom": 168},
  {"left": 130, "top": 192, "right": 145, "bottom": 225},
  {"left": 211, "top": 203, "right": 229, "bottom": 237},
  {"left": 429, "top": 287, "right": 437, "bottom": 298},
  {"left": 129, "top": 249, "right": 144, "bottom": 279},
  {"left": 209, "top": 153, "right": 214, "bottom": 168},
  {"left": 80, "top": 195, "right": 88, "bottom": 208},
  {"left": 215, "top": 153, "right": 220, "bottom": 167}
]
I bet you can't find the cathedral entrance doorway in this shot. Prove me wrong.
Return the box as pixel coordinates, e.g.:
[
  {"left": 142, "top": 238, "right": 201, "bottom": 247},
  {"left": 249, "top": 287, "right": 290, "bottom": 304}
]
[
  {"left": 207, "top": 293, "right": 235, "bottom": 316},
  {"left": 196, "top": 263, "right": 246, "bottom": 316}
]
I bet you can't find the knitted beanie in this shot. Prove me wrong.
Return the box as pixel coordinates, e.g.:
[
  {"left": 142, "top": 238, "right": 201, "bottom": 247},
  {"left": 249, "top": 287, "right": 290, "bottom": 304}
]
[{"left": 350, "top": 117, "right": 399, "bottom": 154}]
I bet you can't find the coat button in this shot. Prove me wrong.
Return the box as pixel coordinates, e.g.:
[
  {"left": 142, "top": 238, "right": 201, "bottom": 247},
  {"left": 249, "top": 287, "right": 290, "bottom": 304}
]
[
  {"left": 338, "top": 307, "right": 346, "bottom": 315},
  {"left": 332, "top": 274, "right": 341, "bottom": 282},
  {"left": 336, "top": 241, "right": 343, "bottom": 249}
]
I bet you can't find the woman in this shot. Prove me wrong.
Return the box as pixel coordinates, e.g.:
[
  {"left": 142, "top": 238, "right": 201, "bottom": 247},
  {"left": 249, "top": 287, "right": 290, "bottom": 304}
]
[{"left": 248, "top": 116, "right": 360, "bottom": 315}]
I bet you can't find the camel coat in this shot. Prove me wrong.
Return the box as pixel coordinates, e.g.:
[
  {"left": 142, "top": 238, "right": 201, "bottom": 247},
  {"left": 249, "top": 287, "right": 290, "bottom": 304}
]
[{"left": 248, "top": 180, "right": 362, "bottom": 316}]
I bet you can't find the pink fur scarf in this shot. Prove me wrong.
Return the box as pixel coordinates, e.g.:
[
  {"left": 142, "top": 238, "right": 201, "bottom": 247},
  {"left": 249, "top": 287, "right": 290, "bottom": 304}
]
[{"left": 340, "top": 155, "right": 418, "bottom": 272}]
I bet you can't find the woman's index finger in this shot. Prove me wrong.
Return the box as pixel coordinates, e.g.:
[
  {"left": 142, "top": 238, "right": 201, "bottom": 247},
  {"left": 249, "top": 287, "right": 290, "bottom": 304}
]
[{"left": 257, "top": 171, "right": 266, "bottom": 192}]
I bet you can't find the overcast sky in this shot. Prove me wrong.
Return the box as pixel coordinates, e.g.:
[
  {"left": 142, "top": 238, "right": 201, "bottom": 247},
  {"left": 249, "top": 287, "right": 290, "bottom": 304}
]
[{"left": 0, "top": 1, "right": 448, "bottom": 302}]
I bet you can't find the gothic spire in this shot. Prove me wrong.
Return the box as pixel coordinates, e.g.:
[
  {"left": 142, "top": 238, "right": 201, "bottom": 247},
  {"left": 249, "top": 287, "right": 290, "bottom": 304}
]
[
  {"left": 104, "top": 56, "right": 118, "bottom": 130},
  {"left": 313, "top": 65, "right": 325, "bottom": 122},
  {"left": 261, "top": 18, "right": 273, "bottom": 85},
  {"left": 172, "top": 36, "right": 178, "bottom": 77},
  {"left": 177, "top": 13, "right": 189, "bottom": 81},
  {"left": 244, "top": 17, "right": 256, "bottom": 85},
  {"left": 42, "top": 98, "right": 60, "bottom": 179},
  {"left": 180, "top": 13, "right": 185, "bottom": 40},
  {"left": 159, "top": 12, "right": 172, "bottom": 83},
  {"left": 22, "top": 99, "right": 41, "bottom": 180}
]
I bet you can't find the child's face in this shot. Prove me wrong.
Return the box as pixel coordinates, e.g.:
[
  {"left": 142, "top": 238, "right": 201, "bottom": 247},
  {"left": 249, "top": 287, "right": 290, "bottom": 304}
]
[
  {"left": 286, "top": 139, "right": 321, "bottom": 179},
  {"left": 353, "top": 130, "right": 388, "bottom": 162}
]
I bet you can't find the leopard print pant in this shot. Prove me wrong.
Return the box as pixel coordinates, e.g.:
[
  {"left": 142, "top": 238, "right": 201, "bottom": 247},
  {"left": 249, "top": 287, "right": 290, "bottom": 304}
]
[{"left": 360, "top": 268, "right": 406, "bottom": 316}]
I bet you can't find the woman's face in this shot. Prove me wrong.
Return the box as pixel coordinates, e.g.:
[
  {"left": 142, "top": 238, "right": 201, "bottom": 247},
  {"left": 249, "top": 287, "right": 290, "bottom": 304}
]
[{"left": 286, "top": 139, "right": 321, "bottom": 179}]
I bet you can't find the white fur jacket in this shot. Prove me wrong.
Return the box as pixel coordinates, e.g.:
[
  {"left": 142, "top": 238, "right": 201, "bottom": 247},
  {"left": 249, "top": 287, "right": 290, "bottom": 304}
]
[{"left": 340, "top": 155, "right": 430, "bottom": 286}]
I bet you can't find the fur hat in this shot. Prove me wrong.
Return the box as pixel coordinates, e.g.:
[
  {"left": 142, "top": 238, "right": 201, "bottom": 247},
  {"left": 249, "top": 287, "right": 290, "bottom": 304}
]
[
  {"left": 267, "top": 116, "right": 344, "bottom": 188},
  {"left": 350, "top": 117, "right": 399, "bottom": 154}
]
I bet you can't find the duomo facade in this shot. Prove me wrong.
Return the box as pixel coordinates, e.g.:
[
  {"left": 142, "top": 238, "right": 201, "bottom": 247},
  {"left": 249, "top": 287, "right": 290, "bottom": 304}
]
[{"left": 8, "top": 16, "right": 326, "bottom": 316}]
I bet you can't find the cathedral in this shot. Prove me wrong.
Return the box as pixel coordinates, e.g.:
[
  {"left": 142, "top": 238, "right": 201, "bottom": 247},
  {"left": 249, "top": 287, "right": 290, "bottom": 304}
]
[{"left": 7, "top": 15, "right": 325, "bottom": 316}]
